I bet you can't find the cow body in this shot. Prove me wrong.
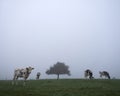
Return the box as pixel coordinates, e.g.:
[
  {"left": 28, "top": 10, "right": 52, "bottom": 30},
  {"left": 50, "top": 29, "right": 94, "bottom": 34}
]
[
  {"left": 99, "top": 71, "right": 110, "bottom": 79},
  {"left": 12, "top": 67, "right": 34, "bottom": 85}
]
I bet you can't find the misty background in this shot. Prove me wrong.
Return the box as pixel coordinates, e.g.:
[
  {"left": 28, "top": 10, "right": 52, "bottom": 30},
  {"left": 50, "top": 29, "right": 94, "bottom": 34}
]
[{"left": 0, "top": 0, "right": 120, "bottom": 80}]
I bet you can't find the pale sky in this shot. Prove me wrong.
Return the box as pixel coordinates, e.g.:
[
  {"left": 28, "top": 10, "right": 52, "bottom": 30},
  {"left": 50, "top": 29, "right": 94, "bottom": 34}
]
[{"left": 0, "top": 0, "right": 120, "bottom": 80}]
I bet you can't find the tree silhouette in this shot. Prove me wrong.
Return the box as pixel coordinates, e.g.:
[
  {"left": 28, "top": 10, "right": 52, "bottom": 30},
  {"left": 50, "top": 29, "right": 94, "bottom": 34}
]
[{"left": 46, "top": 62, "right": 71, "bottom": 79}]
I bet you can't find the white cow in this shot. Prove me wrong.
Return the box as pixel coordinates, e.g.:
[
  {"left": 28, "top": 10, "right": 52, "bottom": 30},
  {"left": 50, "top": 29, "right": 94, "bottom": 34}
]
[{"left": 12, "top": 66, "right": 34, "bottom": 85}]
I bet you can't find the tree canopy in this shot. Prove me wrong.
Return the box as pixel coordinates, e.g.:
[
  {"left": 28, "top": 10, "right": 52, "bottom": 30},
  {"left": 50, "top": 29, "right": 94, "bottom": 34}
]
[{"left": 46, "top": 62, "right": 71, "bottom": 79}]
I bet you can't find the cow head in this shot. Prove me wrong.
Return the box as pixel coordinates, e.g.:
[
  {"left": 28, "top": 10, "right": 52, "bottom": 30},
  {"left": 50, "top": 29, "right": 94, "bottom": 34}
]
[{"left": 26, "top": 67, "right": 34, "bottom": 74}]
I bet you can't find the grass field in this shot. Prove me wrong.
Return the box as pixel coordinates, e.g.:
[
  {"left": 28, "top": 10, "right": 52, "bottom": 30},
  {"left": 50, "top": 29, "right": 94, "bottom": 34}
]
[{"left": 0, "top": 79, "right": 120, "bottom": 96}]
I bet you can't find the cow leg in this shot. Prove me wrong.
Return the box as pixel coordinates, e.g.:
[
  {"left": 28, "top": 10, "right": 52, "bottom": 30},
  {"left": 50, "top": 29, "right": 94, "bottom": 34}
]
[
  {"left": 12, "top": 75, "right": 17, "bottom": 85},
  {"left": 15, "top": 76, "right": 19, "bottom": 85},
  {"left": 23, "top": 78, "right": 27, "bottom": 86},
  {"left": 23, "top": 76, "right": 28, "bottom": 86},
  {"left": 12, "top": 76, "right": 15, "bottom": 85},
  {"left": 89, "top": 75, "right": 91, "bottom": 79},
  {"left": 12, "top": 77, "right": 18, "bottom": 85},
  {"left": 23, "top": 81, "right": 25, "bottom": 86},
  {"left": 23, "top": 79, "right": 26, "bottom": 86},
  {"left": 38, "top": 76, "right": 40, "bottom": 79},
  {"left": 89, "top": 74, "right": 92, "bottom": 79}
]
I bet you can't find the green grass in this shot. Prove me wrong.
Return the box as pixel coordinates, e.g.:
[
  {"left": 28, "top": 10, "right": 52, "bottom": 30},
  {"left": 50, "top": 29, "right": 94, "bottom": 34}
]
[{"left": 0, "top": 79, "right": 120, "bottom": 96}]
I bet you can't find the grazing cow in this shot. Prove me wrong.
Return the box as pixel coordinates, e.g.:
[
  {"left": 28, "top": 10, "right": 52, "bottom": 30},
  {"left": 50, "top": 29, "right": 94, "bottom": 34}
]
[
  {"left": 12, "top": 66, "right": 34, "bottom": 85},
  {"left": 99, "top": 71, "right": 110, "bottom": 79},
  {"left": 84, "top": 69, "right": 94, "bottom": 79},
  {"left": 36, "top": 72, "right": 41, "bottom": 80}
]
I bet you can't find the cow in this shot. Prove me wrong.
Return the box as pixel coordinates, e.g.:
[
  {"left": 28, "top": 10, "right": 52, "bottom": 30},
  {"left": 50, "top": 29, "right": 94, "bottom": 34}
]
[
  {"left": 36, "top": 72, "right": 41, "bottom": 80},
  {"left": 84, "top": 69, "right": 94, "bottom": 79},
  {"left": 12, "top": 66, "right": 34, "bottom": 85},
  {"left": 99, "top": 71, "right": 110, "bottom": 79}
]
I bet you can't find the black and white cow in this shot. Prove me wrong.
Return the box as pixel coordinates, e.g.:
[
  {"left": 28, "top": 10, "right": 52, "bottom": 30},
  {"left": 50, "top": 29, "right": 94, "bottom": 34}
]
[
  {"left": 99, "top": 71, "right": 110, "bottom": 79},
  {"left": 84, "top": 69, "right": 94, "bottom": 79},
  {"left": 12, "top": 66, "right": 34, "bottom": 85}
]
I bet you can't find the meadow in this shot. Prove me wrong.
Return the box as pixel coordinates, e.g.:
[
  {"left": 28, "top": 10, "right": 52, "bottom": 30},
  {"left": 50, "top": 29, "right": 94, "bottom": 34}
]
[{"left": 0, "top": 79, "right": 120, "bottom": 96}]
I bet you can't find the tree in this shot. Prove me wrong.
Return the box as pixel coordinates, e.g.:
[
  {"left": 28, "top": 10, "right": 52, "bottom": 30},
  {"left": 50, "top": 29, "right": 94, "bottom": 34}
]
[{"left": 46, "top": 62, "right": 71, "bottom": 79}]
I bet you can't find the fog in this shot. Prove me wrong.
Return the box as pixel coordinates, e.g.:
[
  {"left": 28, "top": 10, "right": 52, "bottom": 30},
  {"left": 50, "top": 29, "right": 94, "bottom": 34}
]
[{"left": 0, "top": 0, "right": 120, "bottom": 80}]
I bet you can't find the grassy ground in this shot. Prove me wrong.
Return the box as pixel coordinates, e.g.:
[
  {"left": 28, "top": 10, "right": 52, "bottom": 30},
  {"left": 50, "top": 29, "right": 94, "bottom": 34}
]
[{"left": 0, "top": 79, "right": 120, "bottom": 96}]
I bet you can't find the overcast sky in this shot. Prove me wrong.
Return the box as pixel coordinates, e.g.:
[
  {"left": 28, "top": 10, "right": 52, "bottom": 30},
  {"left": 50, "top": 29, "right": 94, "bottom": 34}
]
[{"left": 0, "top": 0, "right": 120, "bottom": 80}]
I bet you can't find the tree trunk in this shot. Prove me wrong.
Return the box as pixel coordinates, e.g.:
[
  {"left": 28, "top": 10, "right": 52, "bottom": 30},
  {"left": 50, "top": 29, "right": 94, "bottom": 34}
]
[{"left": 57, "top": 74, "right": 59, "bottom": 80}]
